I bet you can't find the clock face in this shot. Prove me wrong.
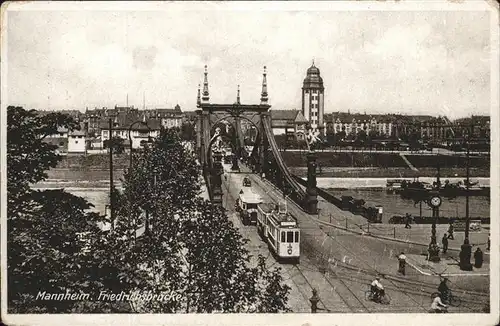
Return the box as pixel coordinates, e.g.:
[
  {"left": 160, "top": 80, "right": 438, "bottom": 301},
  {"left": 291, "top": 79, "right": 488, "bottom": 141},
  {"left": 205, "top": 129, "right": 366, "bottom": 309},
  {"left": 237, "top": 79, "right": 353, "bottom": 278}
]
[{"left": 430, "top": 196, "right": 442, "bottom": 207}]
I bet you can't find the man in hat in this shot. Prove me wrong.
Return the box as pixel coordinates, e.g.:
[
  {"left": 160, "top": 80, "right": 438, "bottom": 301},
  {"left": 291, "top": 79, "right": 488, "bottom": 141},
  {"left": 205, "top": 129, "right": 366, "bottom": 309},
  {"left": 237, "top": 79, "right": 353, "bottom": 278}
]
[
  {"left": 447, "top": 222, "right": 454, "bottom": 240},
  {"left": 438, "top": 278, "right": 450, "bottom": 304},
  {"left": 442, "top": 233, "right": 449, "bottom": 254},
  {"left": 474, "top": 247, "right": 483, "bottom": 268},
  {"left": 404, "top": 213, "right": 412, "bottom": 229}
]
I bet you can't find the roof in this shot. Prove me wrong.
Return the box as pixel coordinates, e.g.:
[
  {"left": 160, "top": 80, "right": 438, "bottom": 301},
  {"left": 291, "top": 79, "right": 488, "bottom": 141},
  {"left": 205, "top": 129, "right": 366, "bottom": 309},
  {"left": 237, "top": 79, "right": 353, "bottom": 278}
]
[
  {"left": 153, "top": 104, "right": 183, "bottom": 115},
  {"left": 303, "top": 63, "right": 324, "bottom": 88},
  {"left": 239, "top": 193, "right": 262, "bottom": 204},
  {"left": 271, "top": 211, "right": 297, "bottom": 224},
  {"left": 100, "top": 112, "right": 162, "bottom": 130},
  {"left": 326, "top": 112, "right": 436, "bottom": 124},
  {"left": 69, "top": 130, "right": 85, "bottom": 136},
  {"left": 269, "top": 109, "right": 300, "bottom": 121},
  {"left": 239, "top": 189, "right": 262, "bottom": 203}
]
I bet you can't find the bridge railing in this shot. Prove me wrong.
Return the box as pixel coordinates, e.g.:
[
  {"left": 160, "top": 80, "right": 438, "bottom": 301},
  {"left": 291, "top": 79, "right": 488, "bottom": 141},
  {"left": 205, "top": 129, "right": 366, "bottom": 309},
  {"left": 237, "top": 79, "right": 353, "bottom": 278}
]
[{"left": 261, "top": 115, "right": 307, "bottom": 205}]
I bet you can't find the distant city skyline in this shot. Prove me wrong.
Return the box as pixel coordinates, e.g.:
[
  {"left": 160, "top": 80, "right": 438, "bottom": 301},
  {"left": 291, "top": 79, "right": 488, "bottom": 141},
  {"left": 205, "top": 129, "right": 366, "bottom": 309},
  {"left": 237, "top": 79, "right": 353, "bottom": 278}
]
[{"left": 4, "top": 2, "right": 495, "bottom": 119}]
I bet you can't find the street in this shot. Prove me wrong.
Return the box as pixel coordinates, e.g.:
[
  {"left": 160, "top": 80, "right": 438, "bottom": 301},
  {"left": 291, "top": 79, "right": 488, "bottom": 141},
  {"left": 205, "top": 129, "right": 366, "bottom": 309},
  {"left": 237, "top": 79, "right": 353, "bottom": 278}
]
[{"left": 220, "top": 163, "right": 489, "bottom": 313}]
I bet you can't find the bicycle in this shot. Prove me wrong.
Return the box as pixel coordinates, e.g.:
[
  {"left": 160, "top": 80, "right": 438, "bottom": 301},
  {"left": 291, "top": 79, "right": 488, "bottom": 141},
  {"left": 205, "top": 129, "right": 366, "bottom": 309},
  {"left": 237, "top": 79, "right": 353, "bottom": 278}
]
[
  {"left": 365, "top": 287, "right": 391, "bottom": 305},
  {"left": 431, "top": 291, "right": 461, "bottom": 307}
]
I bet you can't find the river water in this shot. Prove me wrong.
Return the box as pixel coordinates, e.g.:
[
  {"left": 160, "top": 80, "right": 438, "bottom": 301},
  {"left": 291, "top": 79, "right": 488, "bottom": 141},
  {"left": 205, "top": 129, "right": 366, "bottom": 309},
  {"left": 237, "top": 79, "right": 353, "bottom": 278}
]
[
  {"left": 323, "top": 188, "right": 490, "bottom": 222},
  {"left": 35, "top": 173, "right": 490, "bottom": 221}
]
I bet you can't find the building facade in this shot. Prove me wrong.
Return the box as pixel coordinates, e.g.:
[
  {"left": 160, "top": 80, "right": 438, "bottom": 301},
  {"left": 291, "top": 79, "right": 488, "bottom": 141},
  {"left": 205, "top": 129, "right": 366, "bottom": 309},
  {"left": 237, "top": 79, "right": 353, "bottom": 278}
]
[
  {"left": 68, "top": 130, "right": 86, "bottom": 153},
  {"left": 100, "top": 114, "right": 161, "bottom": 149},
  {"left": 324, "top": 112, "right": 394, "bottom": 137},
  {"left": 146, "top": 104, "right": 183, "bottom": 129},
  {"left": 269, "top": 109, "right": 308, "bottom": 140},
  {"left": 302, "top": 62, "right": 325, "bottom": 133}
]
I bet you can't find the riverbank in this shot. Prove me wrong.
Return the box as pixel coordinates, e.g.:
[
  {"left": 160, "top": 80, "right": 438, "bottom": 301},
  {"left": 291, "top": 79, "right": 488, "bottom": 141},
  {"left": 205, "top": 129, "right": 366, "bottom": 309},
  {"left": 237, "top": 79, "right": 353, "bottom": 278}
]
[
  {"left": 310, "top": 176, "right": 490, "bottom": 190},
  {"left": 290, "top": 166, "right": 490, "bottom": 178}
]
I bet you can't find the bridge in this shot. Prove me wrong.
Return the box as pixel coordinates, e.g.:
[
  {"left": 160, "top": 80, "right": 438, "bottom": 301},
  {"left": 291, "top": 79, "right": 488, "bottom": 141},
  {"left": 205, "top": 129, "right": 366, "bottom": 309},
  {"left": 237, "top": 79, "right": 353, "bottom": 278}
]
[
  {"left": 192, "top": 66, "right": 489, "bottom": 313},
  {"left": 195, "top": 65, "right": 318, "bottom": 214}
]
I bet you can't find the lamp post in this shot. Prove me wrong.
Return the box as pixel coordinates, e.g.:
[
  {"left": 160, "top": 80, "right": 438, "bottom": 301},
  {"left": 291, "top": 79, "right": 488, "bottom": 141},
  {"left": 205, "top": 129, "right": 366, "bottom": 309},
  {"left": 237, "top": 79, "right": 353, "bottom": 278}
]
[
  {"left": 310, "top": 289, "right": 320, "bottom": 313},
  {"left": 459, "top": 124, "right": 473, "bottom": 271}
]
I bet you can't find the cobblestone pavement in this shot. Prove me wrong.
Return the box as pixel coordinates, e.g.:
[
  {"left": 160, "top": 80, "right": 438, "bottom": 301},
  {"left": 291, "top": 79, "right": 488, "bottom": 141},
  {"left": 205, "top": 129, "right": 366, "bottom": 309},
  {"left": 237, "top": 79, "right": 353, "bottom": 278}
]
[{"left": 221, "top": 164, "right": 490, "bottom": 313}]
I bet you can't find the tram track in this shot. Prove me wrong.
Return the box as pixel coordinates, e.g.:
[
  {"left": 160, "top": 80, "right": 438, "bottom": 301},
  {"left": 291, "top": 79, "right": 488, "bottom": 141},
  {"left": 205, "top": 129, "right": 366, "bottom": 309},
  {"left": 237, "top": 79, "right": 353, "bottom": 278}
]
[{"left": 243, "top": 170, "right": 489, "bottom": 312}]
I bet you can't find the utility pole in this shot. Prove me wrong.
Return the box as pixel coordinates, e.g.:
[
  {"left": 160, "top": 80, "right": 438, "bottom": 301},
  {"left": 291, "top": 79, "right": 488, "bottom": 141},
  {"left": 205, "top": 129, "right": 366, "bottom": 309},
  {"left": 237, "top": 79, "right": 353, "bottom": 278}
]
[{"left": 109, "top": 118, "right": 114, "bottom": 229}]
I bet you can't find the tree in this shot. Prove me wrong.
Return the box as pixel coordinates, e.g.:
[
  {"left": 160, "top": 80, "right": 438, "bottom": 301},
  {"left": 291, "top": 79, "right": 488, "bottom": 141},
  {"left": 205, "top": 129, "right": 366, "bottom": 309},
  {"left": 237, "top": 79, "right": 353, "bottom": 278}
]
[
  {"left": 336, "top": 127, "right": 347, "bottom": 147},
  {"left": 326, "top": 131, "right": 335, "bottom": 148},
  {"left": 180, "top": 121, "right": 196, "bottom": 142},
  {"left": 7, "top": 106, "right": 114, "bottom": 313},
  {"left": 115, "top": 128, "right": 291, "bottom": 313},
  {"left": 355, "top": 129, "right": 367, "bottom": 148},
  {"left": 103, "top": 136, "right": 125, "bottom": 154}
]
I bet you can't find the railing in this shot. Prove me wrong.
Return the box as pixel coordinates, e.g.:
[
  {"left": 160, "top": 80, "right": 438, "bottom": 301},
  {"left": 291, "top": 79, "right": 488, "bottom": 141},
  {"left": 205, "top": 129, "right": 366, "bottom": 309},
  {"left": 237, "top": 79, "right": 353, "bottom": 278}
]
[{"left": 261, "top": 115, "right": 307, "bottom": 204}]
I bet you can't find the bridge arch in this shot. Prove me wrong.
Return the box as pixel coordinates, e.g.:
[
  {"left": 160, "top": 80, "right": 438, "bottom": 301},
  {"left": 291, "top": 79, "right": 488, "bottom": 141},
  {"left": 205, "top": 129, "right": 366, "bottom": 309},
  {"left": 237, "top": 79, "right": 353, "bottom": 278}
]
[{"left": 209, "top": 114, "right": 260, "bottom": 139}]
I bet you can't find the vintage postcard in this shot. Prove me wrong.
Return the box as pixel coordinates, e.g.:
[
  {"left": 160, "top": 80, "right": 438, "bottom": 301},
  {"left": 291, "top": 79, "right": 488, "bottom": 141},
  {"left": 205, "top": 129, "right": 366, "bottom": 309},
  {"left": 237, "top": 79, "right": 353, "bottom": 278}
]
[{"left": 1, "top": 1, "right": 498, "bottom": 326}]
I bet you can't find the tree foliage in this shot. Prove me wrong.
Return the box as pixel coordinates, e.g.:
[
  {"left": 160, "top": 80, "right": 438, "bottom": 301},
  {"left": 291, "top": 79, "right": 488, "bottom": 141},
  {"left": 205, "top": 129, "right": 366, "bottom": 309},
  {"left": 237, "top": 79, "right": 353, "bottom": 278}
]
[
  {"left": 103, "top": 136, "right": 125, "bottom": 154},
  {"left": 7, "top": 106, "right": 111, "bottom": 313},
  {"left": 7, "top": 107, "right": 291, "bottom": 313},
  {"left": 115, "top": 128, "right": 291, "bottom": 313}
]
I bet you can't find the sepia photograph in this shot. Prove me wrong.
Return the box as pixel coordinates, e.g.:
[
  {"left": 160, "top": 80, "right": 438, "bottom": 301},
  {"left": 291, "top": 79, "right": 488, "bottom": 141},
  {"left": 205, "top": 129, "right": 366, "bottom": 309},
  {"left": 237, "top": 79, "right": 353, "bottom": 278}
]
[{"left": 1, "top": 1, "right": 498, "bottom": 326}]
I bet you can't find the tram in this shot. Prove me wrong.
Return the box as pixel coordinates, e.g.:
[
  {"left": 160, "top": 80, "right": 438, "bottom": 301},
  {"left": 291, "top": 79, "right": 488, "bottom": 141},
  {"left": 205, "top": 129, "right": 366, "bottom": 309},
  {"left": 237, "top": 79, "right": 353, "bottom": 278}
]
[
  {"left": 257, "top": 202, "right": 300, "bottom": 264},
  {"left": 235, "top": 189, "right": 262, "bottom": 225}
]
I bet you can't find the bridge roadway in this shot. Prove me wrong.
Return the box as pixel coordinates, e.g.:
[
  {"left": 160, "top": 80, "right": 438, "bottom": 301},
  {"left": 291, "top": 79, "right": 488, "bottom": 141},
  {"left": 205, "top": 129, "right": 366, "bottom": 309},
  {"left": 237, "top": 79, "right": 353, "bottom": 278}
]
[{"left": 220, "top": 164, "right": 489, "bottom": 313}]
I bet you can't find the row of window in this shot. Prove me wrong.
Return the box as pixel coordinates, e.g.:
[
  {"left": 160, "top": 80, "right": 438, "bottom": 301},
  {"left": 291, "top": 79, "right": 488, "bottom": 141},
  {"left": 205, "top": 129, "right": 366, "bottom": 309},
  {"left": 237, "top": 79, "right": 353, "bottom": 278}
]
[
  {"left": 103, "top": 130, "right": 155, "bottom": 137},
  {"left": 280, "top": 230, "right": 300, "bottom": 243},
  {"left": 305, "top": 89, "right": 321, "bottom": 95}
]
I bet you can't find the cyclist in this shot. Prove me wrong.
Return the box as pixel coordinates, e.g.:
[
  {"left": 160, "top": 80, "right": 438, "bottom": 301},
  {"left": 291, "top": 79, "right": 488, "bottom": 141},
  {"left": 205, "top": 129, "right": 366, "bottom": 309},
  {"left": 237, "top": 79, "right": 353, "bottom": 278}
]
[
  {"left": 437, "top": 278, "right": 450, "bottom": 304},
  {"left": 370, "top": 276, "right": 385, "bottom": 302},
  {"left": 430, "top": 293, "right": 448, "bottom": 313}
]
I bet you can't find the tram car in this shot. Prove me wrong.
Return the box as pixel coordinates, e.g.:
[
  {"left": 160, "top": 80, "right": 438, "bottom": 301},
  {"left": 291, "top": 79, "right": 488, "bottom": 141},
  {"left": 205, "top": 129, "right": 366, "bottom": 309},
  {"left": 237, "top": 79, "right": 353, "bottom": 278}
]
[
  {"left": 235, "top": 189, "right": 262, "bottom": 225},
  {"left": 257, "top": 202, "right": 300, "bottom": 264}
]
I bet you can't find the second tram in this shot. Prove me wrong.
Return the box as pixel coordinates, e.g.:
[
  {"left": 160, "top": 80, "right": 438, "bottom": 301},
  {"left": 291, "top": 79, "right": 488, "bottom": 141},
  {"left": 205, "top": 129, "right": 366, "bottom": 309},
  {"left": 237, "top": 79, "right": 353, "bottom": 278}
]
[{"left": 257, "top": 202, "right": 300, "bottom": 263}]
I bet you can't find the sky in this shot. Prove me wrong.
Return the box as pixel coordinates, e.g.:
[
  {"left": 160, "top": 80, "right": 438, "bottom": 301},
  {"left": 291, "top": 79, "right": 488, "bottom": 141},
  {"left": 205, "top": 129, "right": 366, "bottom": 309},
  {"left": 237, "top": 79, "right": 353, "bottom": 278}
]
[{"left": 4, "top": 2, "right": 495, "bottom": 119}]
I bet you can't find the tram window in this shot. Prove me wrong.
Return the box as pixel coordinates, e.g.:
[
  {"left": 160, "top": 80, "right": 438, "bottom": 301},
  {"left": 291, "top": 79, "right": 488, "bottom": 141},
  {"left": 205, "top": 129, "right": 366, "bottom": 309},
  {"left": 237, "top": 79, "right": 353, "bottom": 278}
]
[
  {"left": 247, "top": 203, "right": 257, "bottom": 209},
  {"left": 287, "top": 231, "right": 294, "bottom": 243},
  {"left": 295, "top": 231, "right": 299, "bottom": 243},
  {"left": 281, "top": 231, "right": 285, "bottom": 243}
]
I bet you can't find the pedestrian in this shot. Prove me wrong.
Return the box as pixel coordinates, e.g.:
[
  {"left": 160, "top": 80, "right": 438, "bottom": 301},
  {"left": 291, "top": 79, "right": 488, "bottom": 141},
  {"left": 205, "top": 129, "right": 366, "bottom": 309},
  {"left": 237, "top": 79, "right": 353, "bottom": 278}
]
[
  {"left": 447, "top": 222, "right": 454, "bottom": 240},
  {"left": 442, "top": 234, "right": 449, "bottom": 253},
  {"left": 487, "top": 236, "right": 490, "bottom": 251},
  {"left": 404, "top": 213, "right": 412, "bottom": 229},
  {"left": 398, "top": 252, "right": 407, "bottom": 275},
  {"left": 474, "top": 248, "right": 483, "bottom": 268}
]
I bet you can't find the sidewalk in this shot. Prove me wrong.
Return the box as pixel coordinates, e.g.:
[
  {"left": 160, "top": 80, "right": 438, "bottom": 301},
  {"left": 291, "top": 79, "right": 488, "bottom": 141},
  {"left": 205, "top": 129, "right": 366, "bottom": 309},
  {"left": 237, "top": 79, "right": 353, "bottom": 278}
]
[
  {"left": 406, "top": 254, "right": 489, "bottom": 277},
  {"left": 239, "top": 164, "right": 491, "bottom": 256},
  {"left": 315, "top": 198, "right": 491, "bottom": 255}
]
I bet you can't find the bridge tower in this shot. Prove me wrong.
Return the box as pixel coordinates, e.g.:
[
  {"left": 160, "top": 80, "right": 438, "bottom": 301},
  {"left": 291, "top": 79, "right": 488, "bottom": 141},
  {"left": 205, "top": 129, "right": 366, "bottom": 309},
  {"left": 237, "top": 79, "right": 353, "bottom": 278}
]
[
  {"left": 195, "top": 65, "right": 317, "bottom": 214},
  {"left": 196, "top": 66, "right": 270, "bottom": 206}
]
